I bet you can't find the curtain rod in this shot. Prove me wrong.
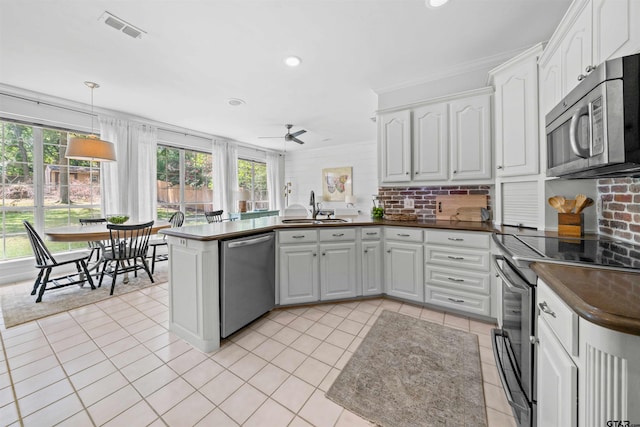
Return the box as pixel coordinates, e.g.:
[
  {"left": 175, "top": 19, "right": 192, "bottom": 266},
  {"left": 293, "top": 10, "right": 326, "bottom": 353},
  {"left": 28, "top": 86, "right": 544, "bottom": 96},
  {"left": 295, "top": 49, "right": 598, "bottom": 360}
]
[{"left": 0, "top": 92, "right": 95, "bottom": 117}]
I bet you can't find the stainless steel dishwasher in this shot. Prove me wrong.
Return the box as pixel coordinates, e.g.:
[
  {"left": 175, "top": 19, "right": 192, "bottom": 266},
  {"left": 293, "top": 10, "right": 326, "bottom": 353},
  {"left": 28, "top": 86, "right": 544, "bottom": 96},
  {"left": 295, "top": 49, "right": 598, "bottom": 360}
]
[{"left": 220, "top": 232, "right": 275, "bottom": 338}]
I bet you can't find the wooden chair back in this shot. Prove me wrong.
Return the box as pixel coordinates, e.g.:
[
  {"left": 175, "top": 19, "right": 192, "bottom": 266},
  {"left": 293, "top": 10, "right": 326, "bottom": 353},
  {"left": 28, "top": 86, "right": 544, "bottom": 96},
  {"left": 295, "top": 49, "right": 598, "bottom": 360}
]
[
  {"left": 205, "top": 210, "right": 224, "bottom": 223},
  {"left": 23, "top": 220, "right": 57, "bottom": 267},
  {"left": 106, "top": 221, "right": 154, "bottom": 261}
]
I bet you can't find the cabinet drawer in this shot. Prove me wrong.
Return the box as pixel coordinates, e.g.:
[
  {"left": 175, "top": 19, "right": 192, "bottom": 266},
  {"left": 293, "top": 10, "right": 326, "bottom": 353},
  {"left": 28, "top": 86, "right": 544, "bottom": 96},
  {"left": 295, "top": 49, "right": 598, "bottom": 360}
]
[
  {"left": 425, "top": 267, "right": 491, "bottom": 295},
  {"left": 425, "top": 229, "right": 490, "bottom": 249},
  {"left": 425, "top": 246, "right": 490, "bottom": 271},
  {"left": 361, "top": 227, "right": 382, "bottom": 240},
  {"left": 425, "top": 285, "right": 491, "bottom": 316},
  {"left": 384, "top": 227, "right": 423, "bottom": 243},
  {"left": 319, "top": 228, "right": 356, "bottom": 242},
  {"left": 278, "top": 229, "right": 318, "bottom": 244},
  {"left": 537, "top": 279, "right": 578, "bottom": 357}
]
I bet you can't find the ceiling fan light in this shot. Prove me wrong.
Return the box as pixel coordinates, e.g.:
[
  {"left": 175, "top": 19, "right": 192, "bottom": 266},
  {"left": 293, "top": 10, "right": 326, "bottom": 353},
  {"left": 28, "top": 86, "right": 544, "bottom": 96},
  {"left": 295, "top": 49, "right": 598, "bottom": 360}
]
[
  {"left": 66, "top": 135, "right": 117, "bottom": 162},
  {"left": 284, "top": 56, "right": 302, "bottom": 67},
  {"left": 426, "top": 0, "right": 450, "bottom": 8}
]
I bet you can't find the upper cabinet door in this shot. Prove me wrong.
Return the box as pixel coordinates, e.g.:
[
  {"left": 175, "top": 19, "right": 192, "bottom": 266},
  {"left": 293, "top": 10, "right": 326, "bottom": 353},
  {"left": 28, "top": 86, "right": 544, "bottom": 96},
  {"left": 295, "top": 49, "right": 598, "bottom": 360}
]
[
  {"left": 540, "top": 47, "right": 563, "bottom": 116},
  {"left": 379, "top": 110, "right": 411, "bottom": 183},
  {"left": 493, "top": 50, "right": 540, "bottom": 177},
  {"left": 412, "top": 103, "right": 449, "bottom": 181},
  {"left": 592, "top": 0, "right": 640, "bottom": 64},
  {"left": 449, "top": 94, "right": 492, "bottom": 181},
  {"left": 562, "top": 3, "right": 593, "bottom": 95}
]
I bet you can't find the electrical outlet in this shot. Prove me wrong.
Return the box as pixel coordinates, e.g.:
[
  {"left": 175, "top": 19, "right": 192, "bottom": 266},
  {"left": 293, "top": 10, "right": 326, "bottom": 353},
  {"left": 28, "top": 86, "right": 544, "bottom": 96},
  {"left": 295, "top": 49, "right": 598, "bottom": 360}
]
[{"left": 404, "top": 198, "right": 414, "bottom": 209}]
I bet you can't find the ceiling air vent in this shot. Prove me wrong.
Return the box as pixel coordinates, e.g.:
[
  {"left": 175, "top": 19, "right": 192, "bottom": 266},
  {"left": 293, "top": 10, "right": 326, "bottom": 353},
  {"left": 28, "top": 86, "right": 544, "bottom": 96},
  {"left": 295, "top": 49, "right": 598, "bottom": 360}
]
[{"left": 100, "top": 11, "right": 146, "bottom": 39}]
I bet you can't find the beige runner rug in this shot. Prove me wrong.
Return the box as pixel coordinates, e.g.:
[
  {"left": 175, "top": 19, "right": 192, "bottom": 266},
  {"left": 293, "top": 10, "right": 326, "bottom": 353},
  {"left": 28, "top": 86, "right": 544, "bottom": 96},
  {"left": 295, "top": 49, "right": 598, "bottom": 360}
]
[{"left": 326, "top": 310, "right": 487, "bottom": 427}]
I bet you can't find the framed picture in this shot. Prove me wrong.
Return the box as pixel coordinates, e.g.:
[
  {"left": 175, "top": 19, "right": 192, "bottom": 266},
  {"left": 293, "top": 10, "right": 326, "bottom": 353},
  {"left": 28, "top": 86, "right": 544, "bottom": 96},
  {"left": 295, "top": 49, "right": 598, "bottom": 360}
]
[{"left": 322, "top": 167, "right": 352, "bottom": 201}]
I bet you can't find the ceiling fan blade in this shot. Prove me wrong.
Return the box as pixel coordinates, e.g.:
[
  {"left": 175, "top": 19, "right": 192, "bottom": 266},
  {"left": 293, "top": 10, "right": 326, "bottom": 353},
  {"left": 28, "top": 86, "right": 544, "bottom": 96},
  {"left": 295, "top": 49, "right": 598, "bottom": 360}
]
[
  {"left": 290, "top": 129, "right": 307, "bottom": 138},
  {"left": 258, "top": 136, "right": 284, "bottom": 139},
  {"left": 290, "top": 136, "right": 305, "bottom": 144}
]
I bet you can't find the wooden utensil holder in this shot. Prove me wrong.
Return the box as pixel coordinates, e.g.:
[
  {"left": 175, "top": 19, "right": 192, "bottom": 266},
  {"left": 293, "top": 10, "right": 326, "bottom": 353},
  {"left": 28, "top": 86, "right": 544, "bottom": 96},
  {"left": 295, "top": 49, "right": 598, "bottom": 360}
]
[{"left": 558, "top": 213, "right": 584, "bottom": 237}]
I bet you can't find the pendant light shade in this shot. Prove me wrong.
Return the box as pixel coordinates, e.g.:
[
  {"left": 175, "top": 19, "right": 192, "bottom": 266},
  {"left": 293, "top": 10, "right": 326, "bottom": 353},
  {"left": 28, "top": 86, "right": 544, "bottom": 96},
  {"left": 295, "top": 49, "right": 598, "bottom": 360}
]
[
  {"left": 65, "top": 81, "right": 117, "bottom": 162},
  {"left": 66, "top": 135, "right": 116, "bottom": 161}
]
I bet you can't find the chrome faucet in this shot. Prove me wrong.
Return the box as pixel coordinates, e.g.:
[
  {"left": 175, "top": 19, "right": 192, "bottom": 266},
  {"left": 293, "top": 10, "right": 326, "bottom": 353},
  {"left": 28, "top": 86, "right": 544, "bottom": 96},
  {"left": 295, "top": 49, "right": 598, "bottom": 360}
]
[{"left": 310, "top": 190, "right": 319, "bottom": 219}]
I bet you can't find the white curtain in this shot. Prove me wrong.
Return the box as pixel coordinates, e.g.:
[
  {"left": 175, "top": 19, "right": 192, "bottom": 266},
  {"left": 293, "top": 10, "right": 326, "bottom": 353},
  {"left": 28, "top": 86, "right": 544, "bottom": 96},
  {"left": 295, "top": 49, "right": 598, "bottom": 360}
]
[
  {"left": 100, "top": 117, "right": 129, "bottom": 216},
  {"left": 266, "top": 151, "right": 283, "bottom": 214},
  {"left": 213, "top": 140, "right": 239, "bottom": 216},
  {"left": 130, "top": 124, "right": 157, "bottom": 222},
  {"left": 99, "top": 117, "right": 157, "bottom": 222}
]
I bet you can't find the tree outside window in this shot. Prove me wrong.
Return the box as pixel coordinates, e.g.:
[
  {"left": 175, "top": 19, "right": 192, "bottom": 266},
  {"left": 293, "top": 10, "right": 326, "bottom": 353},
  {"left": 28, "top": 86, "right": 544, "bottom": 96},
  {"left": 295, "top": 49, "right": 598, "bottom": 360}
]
[{"left": 237, "top": 159, "right": 268, "bottom": 211}]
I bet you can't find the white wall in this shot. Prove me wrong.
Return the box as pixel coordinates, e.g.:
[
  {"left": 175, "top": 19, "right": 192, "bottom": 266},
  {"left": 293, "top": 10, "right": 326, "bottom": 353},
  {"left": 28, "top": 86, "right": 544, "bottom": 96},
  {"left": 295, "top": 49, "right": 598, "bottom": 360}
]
[{"left": 284, "top": 140, "right": 377, "bottom": 214}]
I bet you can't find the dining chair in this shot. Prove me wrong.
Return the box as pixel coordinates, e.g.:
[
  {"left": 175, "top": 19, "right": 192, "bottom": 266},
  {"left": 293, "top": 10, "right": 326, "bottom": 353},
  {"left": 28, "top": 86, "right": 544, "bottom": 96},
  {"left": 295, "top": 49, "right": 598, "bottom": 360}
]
[
  {"left": 98, "top": 221, "right": 155, "bottom": 295},
  {"left": 23, "top": 220, "right": 95, "bottom": 303},
  {"left": 79, "top": 217, "right": 107, "bottom": 263},
  {"left": 148, "top": 211, "right": 185, "bottom": 273},
  {"left": 205, "top": 210, "right": 225, "bottom": 223}
]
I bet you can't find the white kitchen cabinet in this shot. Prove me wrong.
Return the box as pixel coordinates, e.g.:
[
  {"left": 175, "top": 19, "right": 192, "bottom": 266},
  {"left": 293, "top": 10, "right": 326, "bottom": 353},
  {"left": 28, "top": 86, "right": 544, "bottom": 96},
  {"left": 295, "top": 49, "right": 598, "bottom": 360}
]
[
  {"left": 537, "top": 318, "right": 578, "bottom": 427},
  {"left": 490, "top": 44, "right": 542, "bottom": 177},
  {"left": 320, "top": 241, "right": 357, "bottom": 301},
  {"left": 449, "top": 94, "right": 492, "bottom": 181},
  {"left": 539, "top": 47, "right": 563, "bottom": 117},
  {"left": 279, "top": 243, "right": 319, "bottom": 305},
  {"left": 361, "top": 230, "right": 383, "bottom": 296},
  {"left": 562, "top": 3, "right": 593, "bottom": 96},
  {"left": 412, "top": 102, "right": 449, "bottom": 181},
  {"left": 592, "top": 0, "right": 640, "bottom": 67},
  {"left": 379, "top": 110, "right": 411, "bottom": 183},
  {"left": 384, "top": 240, "right": 423, "bottom": 303}
]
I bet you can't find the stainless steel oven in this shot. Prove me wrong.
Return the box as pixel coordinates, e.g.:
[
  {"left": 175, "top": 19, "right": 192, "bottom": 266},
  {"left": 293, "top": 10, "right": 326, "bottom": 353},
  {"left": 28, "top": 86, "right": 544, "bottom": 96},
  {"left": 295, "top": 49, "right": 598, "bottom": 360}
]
[{"left": 492, "top": 254, "right": 535, "bottom": 427}]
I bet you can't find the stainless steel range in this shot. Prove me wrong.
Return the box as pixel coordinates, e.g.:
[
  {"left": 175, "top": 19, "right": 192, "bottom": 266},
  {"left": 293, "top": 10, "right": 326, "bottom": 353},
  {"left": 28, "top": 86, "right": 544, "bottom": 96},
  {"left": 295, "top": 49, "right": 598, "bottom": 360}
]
[{"left": 491, "top": 233, "right": 640, "bottom": 427}]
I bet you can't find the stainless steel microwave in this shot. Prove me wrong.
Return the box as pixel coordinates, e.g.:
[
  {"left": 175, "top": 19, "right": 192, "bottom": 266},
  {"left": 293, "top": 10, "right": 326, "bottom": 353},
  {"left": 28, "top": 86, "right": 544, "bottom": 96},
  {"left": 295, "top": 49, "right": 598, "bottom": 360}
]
[{"left": 545, "top": 53, "right": 640, "bottom": 178}]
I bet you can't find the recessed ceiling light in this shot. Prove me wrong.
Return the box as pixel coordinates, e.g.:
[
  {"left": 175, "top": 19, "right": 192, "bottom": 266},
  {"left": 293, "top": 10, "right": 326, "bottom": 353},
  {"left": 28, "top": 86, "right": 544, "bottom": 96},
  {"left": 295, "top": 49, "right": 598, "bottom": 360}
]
[
  {"left": 426, "top": 0, "right": 450, "bottom": 8},
  {"left": 227, "top": 98, "right": 246, "bottom": 106},
  {"left": 284, "top": 56, "right": 302, "bottom": 67}
]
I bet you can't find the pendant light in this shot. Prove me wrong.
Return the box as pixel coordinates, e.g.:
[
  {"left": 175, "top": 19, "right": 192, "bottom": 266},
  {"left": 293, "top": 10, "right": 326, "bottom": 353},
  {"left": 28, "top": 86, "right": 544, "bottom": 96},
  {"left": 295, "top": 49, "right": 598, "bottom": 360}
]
[{"left": 65, "top": 81, "right": 117, "bottom": 162}]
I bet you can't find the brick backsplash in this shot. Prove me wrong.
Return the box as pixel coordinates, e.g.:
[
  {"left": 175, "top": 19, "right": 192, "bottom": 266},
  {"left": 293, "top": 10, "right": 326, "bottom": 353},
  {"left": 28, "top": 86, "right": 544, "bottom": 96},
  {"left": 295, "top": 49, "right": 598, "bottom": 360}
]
[
  {"left": 597, "top": 177, "right": 640, "bottom": 243},
  {"left": 377, "top": 185, "right": 492, "bottom": 221}
]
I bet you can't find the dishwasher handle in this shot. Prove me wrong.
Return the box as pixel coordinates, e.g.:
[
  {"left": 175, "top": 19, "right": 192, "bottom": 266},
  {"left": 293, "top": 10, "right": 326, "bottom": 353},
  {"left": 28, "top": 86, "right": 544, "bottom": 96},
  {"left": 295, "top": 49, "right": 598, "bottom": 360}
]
[{"left": 227, "top": 234, "right": 273, "bottom": 248}]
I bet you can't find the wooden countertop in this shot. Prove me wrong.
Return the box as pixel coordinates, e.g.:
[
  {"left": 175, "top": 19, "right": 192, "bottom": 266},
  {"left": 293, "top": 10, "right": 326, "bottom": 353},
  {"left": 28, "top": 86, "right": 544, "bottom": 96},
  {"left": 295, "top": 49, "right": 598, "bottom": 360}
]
[
  {"left": 531, "top": 262, "right": 640, "bottom": 336},
  {"left": 160, "top": 215, "right": 500, "bottom": 241}
]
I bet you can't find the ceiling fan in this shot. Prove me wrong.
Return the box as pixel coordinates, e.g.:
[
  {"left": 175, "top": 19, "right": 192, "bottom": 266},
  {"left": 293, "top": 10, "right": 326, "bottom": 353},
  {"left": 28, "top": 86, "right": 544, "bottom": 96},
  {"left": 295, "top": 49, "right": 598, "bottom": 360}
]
[{"left": 259, "top": 124, "right": 307, "bottom": 144}]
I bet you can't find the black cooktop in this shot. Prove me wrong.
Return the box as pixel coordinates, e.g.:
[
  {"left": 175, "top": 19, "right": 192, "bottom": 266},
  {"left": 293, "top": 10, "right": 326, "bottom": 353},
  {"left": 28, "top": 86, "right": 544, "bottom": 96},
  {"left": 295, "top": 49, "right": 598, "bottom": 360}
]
[{"left": 496, "top": 233, "right": 640, "bottom": 271}]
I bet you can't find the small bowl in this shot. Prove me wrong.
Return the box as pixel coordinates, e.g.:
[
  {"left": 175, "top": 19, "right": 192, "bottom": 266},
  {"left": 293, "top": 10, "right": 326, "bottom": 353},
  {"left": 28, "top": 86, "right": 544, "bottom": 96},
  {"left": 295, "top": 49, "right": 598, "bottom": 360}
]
[{"left": 106, "top": 214, "right": 130, "bottom": 224}]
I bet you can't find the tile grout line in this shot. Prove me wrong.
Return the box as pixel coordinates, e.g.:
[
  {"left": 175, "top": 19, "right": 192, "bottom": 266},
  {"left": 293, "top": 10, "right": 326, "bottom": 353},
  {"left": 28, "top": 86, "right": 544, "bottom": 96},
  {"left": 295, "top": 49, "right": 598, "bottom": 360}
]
[{"left": 0, "top": 327, "right": 25, "bottom": 427}]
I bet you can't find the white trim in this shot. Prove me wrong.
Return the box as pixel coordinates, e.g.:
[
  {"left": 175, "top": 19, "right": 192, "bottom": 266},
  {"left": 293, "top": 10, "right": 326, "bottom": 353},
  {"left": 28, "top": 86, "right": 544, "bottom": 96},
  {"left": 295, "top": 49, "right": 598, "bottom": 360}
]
[{"left": 375, "top": 87, "right": 494, "bottom": 115}]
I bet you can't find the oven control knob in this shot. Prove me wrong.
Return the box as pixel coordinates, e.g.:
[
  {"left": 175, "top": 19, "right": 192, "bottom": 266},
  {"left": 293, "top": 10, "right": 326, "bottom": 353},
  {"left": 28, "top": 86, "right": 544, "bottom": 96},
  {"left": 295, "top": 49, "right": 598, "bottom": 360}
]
[{"left": 529, "top": 336, "right": 539, "bottom": 345}]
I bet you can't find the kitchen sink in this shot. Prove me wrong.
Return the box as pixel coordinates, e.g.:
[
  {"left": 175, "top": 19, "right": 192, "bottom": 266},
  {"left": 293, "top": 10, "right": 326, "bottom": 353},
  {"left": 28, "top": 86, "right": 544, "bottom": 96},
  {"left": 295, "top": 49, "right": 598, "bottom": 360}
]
[{"left": 281, "top": 218, "right": 348, "bottom": 224}]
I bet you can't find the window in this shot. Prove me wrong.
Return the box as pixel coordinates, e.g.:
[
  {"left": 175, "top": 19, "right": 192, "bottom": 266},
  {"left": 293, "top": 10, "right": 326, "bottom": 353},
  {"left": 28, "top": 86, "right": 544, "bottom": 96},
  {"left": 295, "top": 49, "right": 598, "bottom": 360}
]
[
  {"left": 237, "top": 158, "right": 268, "bottom": 211},
  {"left": 157, "top": 145, "right": 213, "bottom": 224},
  {"left": 0, "top": 120, "right": 101, "bottom": 260}
]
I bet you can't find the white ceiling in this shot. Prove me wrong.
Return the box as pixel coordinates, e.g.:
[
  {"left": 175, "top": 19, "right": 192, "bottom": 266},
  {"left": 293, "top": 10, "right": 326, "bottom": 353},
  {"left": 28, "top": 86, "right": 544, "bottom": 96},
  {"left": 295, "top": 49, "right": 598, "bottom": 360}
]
[{"left": 0, "top": 0, "right": 571, "bottom": 152}]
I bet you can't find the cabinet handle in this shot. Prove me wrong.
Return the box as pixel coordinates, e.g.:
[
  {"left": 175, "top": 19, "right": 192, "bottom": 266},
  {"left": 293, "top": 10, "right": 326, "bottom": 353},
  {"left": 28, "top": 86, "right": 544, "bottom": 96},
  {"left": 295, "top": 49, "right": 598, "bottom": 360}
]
[
  {"left": 313, "top": 253, "right": 317, "bottom": 257},
  {"left": 448, "top": 237, "right": 463, "bottom": 241},
  {"left": 538, "top": 301, "right": 556, "bottom": 318},
  {"left": 447, "top": 256, "right": 464, "bottom": 260},
  {"left": 577, "top": 74, "right": 586, "bottom": 81},
  {"left": 415, "top": 171, "right": 419, "bottom": 175},
  {"left": 529, "top": 336, "right": 539, "bottom": 345},
  {"left": 332, "top": 233, "right": 344, "bottom": 237},
  {"left": 322, "top": 252, "right": 326, "bottom": 256},
  {"left": 496, "top": 165, "right": 503, "bottom": 169},
  {"left": 292, "top": 235, "right": 305, "bottom": 239},
  {"left": 405, "top": 172, "right": 409, "bottom": 175},
  {"left": 365, "top": 232, "right": 377, "bottom": 236},
  {"left": 364, "top": 249, "right": 368, "bottom": 253},
  {"left": 438, "top": 201, "right": 442, "bottom": 213},
  {"left": 397, "top": 233, "right": 411, "bottom": 237},
  {"left": 447, "top": 277, "right": 465, "bottom": 282},
  {"left": 448, "top": 298, "right": 465, "bottom": 303},
  {"left": 585, "top": 65, "right": 595, "bottom": 73},
  {"left": 453, "top": 170, "right": 457, "bottom": 174},
  {"left": 387, "top": 250, "right": 391, "bottom": 253}
]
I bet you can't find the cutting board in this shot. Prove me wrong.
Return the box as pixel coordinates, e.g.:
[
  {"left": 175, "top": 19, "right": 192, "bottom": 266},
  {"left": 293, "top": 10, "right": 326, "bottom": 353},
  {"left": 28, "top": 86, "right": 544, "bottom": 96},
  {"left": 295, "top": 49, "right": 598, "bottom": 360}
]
[{"left": 435, "top": 195, "right": 487, "bottom": 221}]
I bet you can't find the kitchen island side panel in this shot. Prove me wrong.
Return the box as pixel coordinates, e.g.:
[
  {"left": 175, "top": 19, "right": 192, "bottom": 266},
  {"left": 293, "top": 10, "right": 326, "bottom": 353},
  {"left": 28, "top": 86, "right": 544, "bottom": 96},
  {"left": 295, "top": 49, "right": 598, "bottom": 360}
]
[{"left": 167, "top": 236, "right": 221, "bottom": 352}]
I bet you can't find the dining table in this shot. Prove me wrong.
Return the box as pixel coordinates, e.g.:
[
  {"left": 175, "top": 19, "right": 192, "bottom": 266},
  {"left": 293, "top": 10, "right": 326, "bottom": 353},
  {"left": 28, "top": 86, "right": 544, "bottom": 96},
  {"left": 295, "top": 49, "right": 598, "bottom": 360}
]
[{"left": 45, "top": 220, "right": 171, "bottom": 283}]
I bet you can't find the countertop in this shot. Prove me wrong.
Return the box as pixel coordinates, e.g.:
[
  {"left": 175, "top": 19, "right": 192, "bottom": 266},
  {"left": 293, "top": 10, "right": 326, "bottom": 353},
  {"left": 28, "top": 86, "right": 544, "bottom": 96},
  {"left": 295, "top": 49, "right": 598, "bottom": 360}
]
[
  {"left": 160, "top": 215, "right": 500, "bottom": 241},
  {"left": 532, "top": 262, "right": 640, "bottom": 336}
]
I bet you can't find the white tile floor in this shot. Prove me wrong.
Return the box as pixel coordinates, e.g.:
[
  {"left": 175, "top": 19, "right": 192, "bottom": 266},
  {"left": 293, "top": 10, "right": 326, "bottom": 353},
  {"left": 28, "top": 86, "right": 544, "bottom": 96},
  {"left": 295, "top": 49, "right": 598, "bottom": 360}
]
[{"left": 0, "top": 267, "right": 517, "bottom": 426}]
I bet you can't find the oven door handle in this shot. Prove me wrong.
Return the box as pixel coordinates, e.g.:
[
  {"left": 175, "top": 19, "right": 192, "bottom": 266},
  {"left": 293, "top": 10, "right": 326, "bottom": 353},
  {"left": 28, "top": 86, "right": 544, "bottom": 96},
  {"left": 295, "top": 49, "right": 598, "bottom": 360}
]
[
  {"left": 491, "top": 329, "right": 531, "bottom": 413},
  {"left": 492, "top": 255, "right": 529, "bottom": 294}
]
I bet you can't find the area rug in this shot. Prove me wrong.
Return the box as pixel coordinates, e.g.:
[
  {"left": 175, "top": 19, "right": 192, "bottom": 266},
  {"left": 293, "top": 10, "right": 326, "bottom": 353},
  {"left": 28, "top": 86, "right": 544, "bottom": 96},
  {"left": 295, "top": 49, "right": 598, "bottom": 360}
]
[
  {"left": 326, "top": 310, "right": 487, "bottom": 427},
  {"left": 1, "top": 267, "right": 167, "bottom": 328}
]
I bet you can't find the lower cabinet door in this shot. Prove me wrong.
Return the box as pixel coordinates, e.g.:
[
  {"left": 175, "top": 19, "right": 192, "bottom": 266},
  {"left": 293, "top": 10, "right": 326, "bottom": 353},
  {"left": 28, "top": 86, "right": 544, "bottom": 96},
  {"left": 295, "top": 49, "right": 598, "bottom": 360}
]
[
  {"left": 537, "top": 318, "right": 578, "bottom": 427},
  {"left": 362, "top": 240, "right": 383, "bottom": 296},
  {"left": 384, "top": 241, "right": 424, "bottom": 302},
  {"left": 320, "top": 242, "right": 357, "bottom": 300},
  {"left": 279, "top": 244, "right": 319, "bottom": 305}
]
